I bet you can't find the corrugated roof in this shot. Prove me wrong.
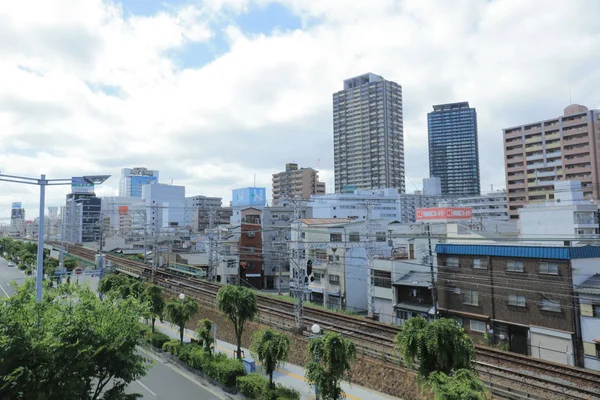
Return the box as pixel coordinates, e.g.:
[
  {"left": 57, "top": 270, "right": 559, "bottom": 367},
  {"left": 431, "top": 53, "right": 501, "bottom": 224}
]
[
  {"left": 435, "top": 244, "right": 600, "bottom": 260},
  {"left": 575, "top": 274, "right": 600, "bottom": 295},
  {"left": 300, "top": 218, "right": 354, "bottom": 225},
  {"left": 393, "top": 271, "right": 432, "bottom": 288}
]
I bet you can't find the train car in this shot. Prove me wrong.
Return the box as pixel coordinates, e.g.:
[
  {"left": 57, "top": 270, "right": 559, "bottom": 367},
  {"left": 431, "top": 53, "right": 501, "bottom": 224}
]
[{"left": 166, "top": 262, "right": 207, "bottom": 279}]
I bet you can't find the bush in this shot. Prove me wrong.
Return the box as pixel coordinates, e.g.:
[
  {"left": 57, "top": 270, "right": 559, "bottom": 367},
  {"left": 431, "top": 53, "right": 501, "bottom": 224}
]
[
  {"left": 176, "top": 342, "right": 203, "bottom": 363},
  {"left": 18, "top": 264, "right": 26, "bottom": 271},
  {"left": 236, "top": 374, "right": 300, "bottom": 400},
  {"left": 162, "top": 339, "right": 181, "bottom": 354},
  {"left": 237, "top": 374, "right": 268, "bottom": 399},
  {"left": 148, "top": 331, "right": 171, "bottom": 349},
  {"left": 211, "top": 357, "right": 246, "bottom": 387}
]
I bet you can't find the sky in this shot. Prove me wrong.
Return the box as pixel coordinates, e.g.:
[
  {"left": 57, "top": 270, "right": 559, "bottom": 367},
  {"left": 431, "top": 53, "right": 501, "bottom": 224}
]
[{"left": 1, "top": 0, "right": 600, "bottom": 220}]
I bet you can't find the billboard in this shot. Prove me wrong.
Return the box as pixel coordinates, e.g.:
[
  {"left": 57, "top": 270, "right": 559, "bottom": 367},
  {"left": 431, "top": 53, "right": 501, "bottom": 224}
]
[
  {"left": 118, "top": 206, "right": 129, "bottom": 215},
  {"left": 232, "top": 187, "right": 266, "bottom": 207},
  {"left": 71, "top": 177, "right": 95, "bottom": 194},
  {"left": 416, "top": 207, "right": 473, "bottom": 221},
  {"left": 11, "top": 202, "right": 22, "bottom": 209}
]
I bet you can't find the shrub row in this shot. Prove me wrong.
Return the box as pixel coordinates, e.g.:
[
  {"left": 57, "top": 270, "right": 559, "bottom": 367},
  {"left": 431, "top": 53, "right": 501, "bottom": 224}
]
[
  {"left": 147, "top": 331, "right": 171, "bottom": 349},
  {"left": 237, "top": 374, "right": 300, "bottom": 400}
]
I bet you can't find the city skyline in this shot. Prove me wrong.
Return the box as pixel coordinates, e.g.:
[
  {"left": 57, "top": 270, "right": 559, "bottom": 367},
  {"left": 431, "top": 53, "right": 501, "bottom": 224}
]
[{"left": 1, "top": 0, "right": 599, "bottom": 218}]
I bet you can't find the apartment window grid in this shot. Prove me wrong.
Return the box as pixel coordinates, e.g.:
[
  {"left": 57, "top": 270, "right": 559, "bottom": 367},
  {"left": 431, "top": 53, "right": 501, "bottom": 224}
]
[
  {"left": 472, "top": 258, "right": 488, "bottom": 269},
  {"left": 470, "top": 319, "right": 486, "bottom": 333},
  {"left": 374, "top": 270, "right": 392, "bottom": 288},
  {"left": 540, "top": 298, "right": 561, "bottom": 312},
  {"left": 463, "top": 290, "right": 479, "bottom": 306},
  {"left": 538, "top": 262, "right": 559, "bottom": 275},
  {"left": 508, "top": 294, "right": 526, "bottom": 307},
  {"left": 506, "top": 260, "right": 524, "bottom": 272}
]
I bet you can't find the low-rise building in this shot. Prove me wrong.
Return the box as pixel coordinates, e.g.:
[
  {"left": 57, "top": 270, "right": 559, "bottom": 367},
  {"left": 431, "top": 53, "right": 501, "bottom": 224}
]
[
  {"left": 436, "top": 243, "right": 600, "bottom": 367},
  {"left": 575, "top": 274, "right": 600, "bottom": 371},
  {"left": 455, "top": 191, "right": 509, "bottom": 221}
]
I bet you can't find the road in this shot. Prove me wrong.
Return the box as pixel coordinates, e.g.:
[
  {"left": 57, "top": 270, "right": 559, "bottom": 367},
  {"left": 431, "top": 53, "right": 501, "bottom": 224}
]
[{"left": 0, "top": 258, "right": 223, "bottom": 400}]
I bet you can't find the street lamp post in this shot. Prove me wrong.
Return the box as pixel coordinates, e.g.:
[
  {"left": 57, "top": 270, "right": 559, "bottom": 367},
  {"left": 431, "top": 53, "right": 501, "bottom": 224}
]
[
  {"left": 0, "top": 173, "right": 110, "bottom": 302},
  {"left": 310, "top": 324, "right": 324, "bottom": 400}
]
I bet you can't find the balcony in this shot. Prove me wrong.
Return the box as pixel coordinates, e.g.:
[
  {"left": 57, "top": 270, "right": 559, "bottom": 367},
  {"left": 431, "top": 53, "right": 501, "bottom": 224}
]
[
  {"left": 526, "top": 153, "right": 544, "bottom": 161},
  {"left": 545, "top": 142, "right": 561, "bottom": 150},
  {"left": 525, "top": 144, "right": 543, "bottom": 152},
  {"left": 536, "top": 169, "right": 561, "bottom": 178},
  {"left": 544, "top": 133, "right": 560, "bottom": 141},
  {"left": 525, "top": 136, "right": 543, "bottom": 144},
  {"left": 504, "top": 129, "right": 523, "bottom": 139},
  {"left": 565, "top": 155, "right": 591, "bottom": 165},
  {"left": 506, "top": 146, "right": 524, "bottom": 155},
  {"left": 562, "top": 117, "right": 588, "bottom": 128}
]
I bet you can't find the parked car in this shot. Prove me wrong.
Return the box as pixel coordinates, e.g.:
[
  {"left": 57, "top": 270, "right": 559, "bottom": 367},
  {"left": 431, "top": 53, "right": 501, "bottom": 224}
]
[{"left": 7, "top": 262, "right": 16, "bottom": 268}]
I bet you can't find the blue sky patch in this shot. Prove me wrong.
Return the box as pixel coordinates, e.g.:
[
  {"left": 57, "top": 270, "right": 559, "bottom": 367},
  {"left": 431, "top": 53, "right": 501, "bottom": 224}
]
[{"left": 235, "top": 2, "right": 302, "bottom": 34}]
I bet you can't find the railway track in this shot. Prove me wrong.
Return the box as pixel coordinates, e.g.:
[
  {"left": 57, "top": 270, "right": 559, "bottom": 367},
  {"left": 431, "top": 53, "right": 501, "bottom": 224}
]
[{"left": 56, "top": 243, "right": 600, "bottom": 399}]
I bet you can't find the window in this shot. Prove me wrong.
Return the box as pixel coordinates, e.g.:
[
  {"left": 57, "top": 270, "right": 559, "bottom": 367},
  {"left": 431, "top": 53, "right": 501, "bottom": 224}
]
[
  {"left": 452, "top": 316, "right": 464, "bottom": 327},
  {"left": 540, "top": 298, "right": 561, "bottom": 312},
  {"left": 506, "top": 260, "right": 524, "bottom": 272},
  {"left": 470, "top": 319, "right": 486, "bottom": 333},
  {"left": 313, "top": 273, "right": 321, "bottom": 283},
  {"left": 473, "top": 259, "right": 488, "bottom": 269},
  {"left": 463, "top": 290, "right": 479, "bottom": 306},
  {"left": 374, "top": 270, "right": 392, "bottom": 288},
  {"left": 376, "top": 231, "right": 386, "bottom": 242},
  {"left": 538, "top": 262, "right": 559, "bottom": 275},
  {"left": 301, "top": 232, "right": 306, "bottom": 239},
  {"left": 227, "top": 260, "right": 236, "bottom": 269},
  {"left": 453, "top": 287, "right": 461, "bottom": 294},
  {"left": 508, "top": 294, "right": 526, "bottom": 307},
  {"left": 330, "top": 233, "right": 342, "bottom": 242},
  {"left": 349, "top": 232, "right": 360, "bottom": 242},
  {"left": 329, "top": 275, "right": 340, "bottom": 285},
  {"left": 446, "top": 257, "right": 459, "bottom": 268},
  {"left": 597, "top": 343, "right": 600, "bottom": 358},
  {"left": 595, "top": 305, "right": 600, "bottom": 318},
  {"left": 246, "top": 231, "right": 256, "bottom": 237}
]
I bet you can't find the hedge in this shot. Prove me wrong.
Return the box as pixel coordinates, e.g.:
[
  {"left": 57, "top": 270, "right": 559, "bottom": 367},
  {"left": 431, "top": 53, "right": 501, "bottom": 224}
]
[
  {"left": 236, "top": 373, "right": 300, "bottom": 400},
  {"left": 147, "top": 331, "right": 171, "bottom": 349}
]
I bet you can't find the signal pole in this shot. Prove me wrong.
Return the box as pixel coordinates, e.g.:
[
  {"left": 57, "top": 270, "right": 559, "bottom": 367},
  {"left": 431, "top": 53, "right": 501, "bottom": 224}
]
[
  {"left": 287, "top": 197, "right": 307, "bottom": 331},
  {"left": 362, "top": 201, "right": 378, "bottom": 319},
  {"left": 208, "top": 208, "right": 216, "bottom": 282}
]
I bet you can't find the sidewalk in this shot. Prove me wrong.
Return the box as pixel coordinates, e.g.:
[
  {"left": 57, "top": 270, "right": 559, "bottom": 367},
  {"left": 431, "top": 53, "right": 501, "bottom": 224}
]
[{"left": 154, "top": 321, "right": 401, "bottom": 400}]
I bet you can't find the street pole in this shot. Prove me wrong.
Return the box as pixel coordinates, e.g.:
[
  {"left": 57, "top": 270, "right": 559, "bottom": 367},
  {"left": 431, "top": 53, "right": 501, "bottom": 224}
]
[
  {"left": 98, "top": 221, "right": 105, "bottom": 282},
  {"left": 427, "top": 223, "right": 438, "bottom": 319},
  {"left": 60, "top": 219, "right": 65, "bottom": 284},
  {"left": 35, "top": 174, "right": 46, "bottom": 302}
]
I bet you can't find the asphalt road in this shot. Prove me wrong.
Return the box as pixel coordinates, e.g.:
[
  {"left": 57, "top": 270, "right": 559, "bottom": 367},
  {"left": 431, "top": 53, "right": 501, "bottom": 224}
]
[{"left": 0, "top": 257, "right": 222, "bottom": 400}]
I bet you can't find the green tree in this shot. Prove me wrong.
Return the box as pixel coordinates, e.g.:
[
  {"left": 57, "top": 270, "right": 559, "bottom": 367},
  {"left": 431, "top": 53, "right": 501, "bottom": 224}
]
[
  {"left": 143, "top": 284, "right": 165, "bottom": 334},
  {"left": 395, "top": 316, "right": 475, "bottom": 378},
  {"left": 217, "top": 285, "right": 259, "bottom": 359},
  {"left": 427, "top": 369, "right": 487, "bottom": 400},
  {"left": 63, "top": 257, "right": 78, "bottom": 272},
  {"left": 305, "top": 332, "right": 356, "bottom": 400},
  {"left": 195, "top": 318, "right": 215, "bottom": 356},
  {"left": 0, "top": 279, "right": 149, "bottom": 399},
  {"left": 21, "top": 252, "right": 35, "bottom": 268},
  {"left": 251, "top": 328, "right": 290, "bottom": 388},
  {"left": 164, "top": 296, "right": 199, "bottom": 344}
]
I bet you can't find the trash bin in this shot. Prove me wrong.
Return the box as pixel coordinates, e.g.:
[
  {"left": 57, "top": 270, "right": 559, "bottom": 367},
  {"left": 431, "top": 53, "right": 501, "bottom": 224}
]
[{"left": 242, "top": 356, "right": 256, "bottom": 374}]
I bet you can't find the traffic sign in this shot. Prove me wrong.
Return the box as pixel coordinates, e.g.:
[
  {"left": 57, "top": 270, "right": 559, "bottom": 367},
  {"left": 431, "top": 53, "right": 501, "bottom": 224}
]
[{"left": 74, "top": 267, "right": 83, "bottom": 275}]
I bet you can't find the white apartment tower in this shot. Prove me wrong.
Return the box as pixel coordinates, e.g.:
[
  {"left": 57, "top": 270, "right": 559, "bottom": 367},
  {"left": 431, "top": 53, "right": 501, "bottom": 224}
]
[{"left": 333, "top": 73, "right": 404, "bottom": 193}]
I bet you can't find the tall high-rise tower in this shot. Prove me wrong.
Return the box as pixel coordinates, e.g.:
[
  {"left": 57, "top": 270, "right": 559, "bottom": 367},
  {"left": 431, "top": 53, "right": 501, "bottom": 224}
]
[
  {"left": 333, "top": 73, "right": 404, "bottom": 193},
  {"left": 119, "top": 167, "right": 159, "bottom": 198},
  {"left": 428, "top": 102, "right": 480, "bottom": 196}
]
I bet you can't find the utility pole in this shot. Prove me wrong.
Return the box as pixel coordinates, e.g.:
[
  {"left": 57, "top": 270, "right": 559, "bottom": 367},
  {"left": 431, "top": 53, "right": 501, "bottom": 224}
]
[
  {"left": 152, "top": 205, "right": 159, "bottom": 282},
  {"left": 208, "top": 207, "right": 216, "bottom": 282},
  {"left": 288, "top": 197, "right": 307, "bottom": 331},
  {"left": 277, "top": 227, "right": 284, "bottom": 295},
  {"left": 427, "top": 223, "right": 438, "bottom": 319},
  {"left": 97, "top": 220, "right": 105, "bottom": 281},
  {"left": 362, "top": 201, "right": 378, "bottom": 319}
]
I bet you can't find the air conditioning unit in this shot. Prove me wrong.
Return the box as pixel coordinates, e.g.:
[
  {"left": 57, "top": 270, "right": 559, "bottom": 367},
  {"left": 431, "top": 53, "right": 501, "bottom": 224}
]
[{"left": 453, "top": 287, "right": 461, "bottom": 294}]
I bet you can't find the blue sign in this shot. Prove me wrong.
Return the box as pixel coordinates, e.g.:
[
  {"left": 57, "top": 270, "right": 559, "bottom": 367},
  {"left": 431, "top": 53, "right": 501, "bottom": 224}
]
[
  {"left": 11, "top": 202, "right": 22, "bottom": 209},
  {"left": 71, "top": 177, "right": 94, "bottom": 194},
  {"left": 232, "top": 187, "right": 266, "bottom": 207}
]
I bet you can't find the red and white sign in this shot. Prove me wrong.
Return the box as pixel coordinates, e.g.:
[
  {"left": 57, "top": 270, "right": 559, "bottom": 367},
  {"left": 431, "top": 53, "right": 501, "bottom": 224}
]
[
  {"left": 416, "top": 207, "right": 473, "bottom": 221},
  {"left": 74, "top": 267, "right": 84, "bottom": 275}
]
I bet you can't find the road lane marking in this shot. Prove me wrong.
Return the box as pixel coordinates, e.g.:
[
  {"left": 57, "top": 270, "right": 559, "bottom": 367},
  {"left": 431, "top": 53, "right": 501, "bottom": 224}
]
[
  {"left": 154, "top": 322, "right": 361, "bottom": 400},
  {"left": 0, "top": 283, "right": 10, "bottom": 298},
  {"left": 136, "top": 379, "right": 157, "bottom": 397}
]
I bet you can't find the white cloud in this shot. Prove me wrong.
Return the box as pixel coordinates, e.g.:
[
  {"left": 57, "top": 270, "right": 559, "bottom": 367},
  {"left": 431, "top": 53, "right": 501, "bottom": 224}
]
[{"left": 1, "top": 0, "right": 600, "bottom": 219}]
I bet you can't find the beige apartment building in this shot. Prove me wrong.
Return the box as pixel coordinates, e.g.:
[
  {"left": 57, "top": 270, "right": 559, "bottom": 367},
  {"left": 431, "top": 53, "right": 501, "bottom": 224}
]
[
  {"left": 504, "top": 104, "right": 600, "bottom": 219},
  {"left": 272, "top": 163, "right": 326, "bottom": 204}
]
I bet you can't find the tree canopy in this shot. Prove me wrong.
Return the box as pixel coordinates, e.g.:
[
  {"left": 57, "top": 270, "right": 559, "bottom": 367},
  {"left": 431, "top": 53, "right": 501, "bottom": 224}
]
[
  {"left": 251, "top": 328, "right": 290, "bottom": 388},
  {"left": 426, "top": 369, "right": 488, "bottom": 400},
  {"left": 217, "top": 285, "right": 258, "bottom": 359},
  {"left": 395, "top": 316, "right": 475, "bottom": 378},
  {"left": 143, "top": 284, "right": 165, "bottom": 334},
  {"left": 0, "top": 279, "right": 149, "bottom": 399},
  {"left": 164, "top": 296, "right": 199, "bottom": 344},
  {"left": 305, "top": 332, "right": 356, "bottom": 400},
  {"left": 195, "top": 318, "right": 215, "bottom": 356}
]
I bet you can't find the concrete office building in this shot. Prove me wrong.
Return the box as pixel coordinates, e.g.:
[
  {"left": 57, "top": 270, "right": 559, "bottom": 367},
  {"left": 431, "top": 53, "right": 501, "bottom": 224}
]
[
  {"left": 272, "top": 163, "right": 325, "bottom": 203},
  {"left": 455, "top": 191, "right": 509, "bottom": 221},
  {"left": 428, "top": 102, "right": 480, "bottom": 196},
  {"left": 64, "top": 193, "right": 101, "bottom": 244},
  {"left": 142, "top": 184, "right": 185, "bottom": 231},
  {"left": 100, "top": 196, "right": 146, "bottom": 234},
  {"left": 184, "top": 195, "right": 223, "bottom": 229},
  {"left": 504, "top": 104, "right": 600, "bottom": 219},
  {"left": 119, "top": 167, "right": 159, "bottom": 198},
  {"left": 10, "top": 202, "right": 25, "bottom": 235},
  {"left": 333, "top": 73, "right": 404, "bottom": 193}
]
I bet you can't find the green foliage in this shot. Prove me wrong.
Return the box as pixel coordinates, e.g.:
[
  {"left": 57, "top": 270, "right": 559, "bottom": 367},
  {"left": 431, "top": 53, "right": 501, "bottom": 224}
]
[
  {"left": 164, "top": 296, "right": 199, "bottom": 344},
  {"left": 426, "top": 369, "right": 488, "bottom": 400},
  {"left": 211, "top": 357, "right": 246, "bottom": 387},
  {"left": 0, "top": 279, "right": 149, "bottom": 399},
  {"left": 237, "top": 374, "right": 300, "bottom": 400},
  {"left": 251, "top": 328, "right": 290, "bottom": 388},
  {"left": 394, "top": 316, "right": 475, "bottom": 378},
  {"left": 63, "top": 257, "right": 78, "bottom": 271},
  {"left": 217, "top": 285, "right": 259, "bottom": 359},
  {"left": 143, "top": 284, "right": 165, "bottom": 333},
  {"left": 305, "top": 332, "right": 357, "bottom": 400},
  {"left": 195, "top": 318, "right": 215, "bottom": 356},
  {"left": 147, "top": 331, "right": 171, "bottom": 349},
  {"left": 237, "top": 374, "right": 269, "bottom": 398},
  {"left": 162, "top": 339, "right": 181, "bottom": 354},
  {"left": 18, "top": 263, "right": 27, "bottom": 271},
  {"left": 98, "top": 274, "right": 146, "bottom": 301}
]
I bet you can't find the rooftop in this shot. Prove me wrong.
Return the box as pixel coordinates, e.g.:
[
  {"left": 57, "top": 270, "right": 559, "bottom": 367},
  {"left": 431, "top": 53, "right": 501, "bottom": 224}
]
[
  {"left": 300, "top": 218, "right": 354, "bottom": 226},
  {"left": 575, "top": 274, "right": 600, "bottom": 295},
  {"left": 436, "top": 244, "right": 600, "bottom": 260},
  {"left": 394, "top": 271, "right": 432, "bottom": 288},
  {"left": 432, "top": 102, "right": 470, "bottom": 111}
]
